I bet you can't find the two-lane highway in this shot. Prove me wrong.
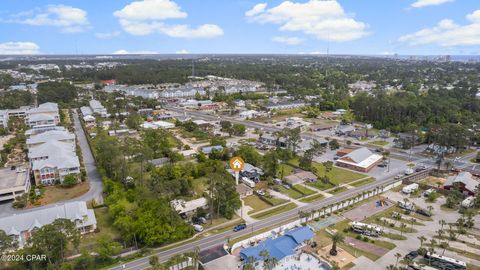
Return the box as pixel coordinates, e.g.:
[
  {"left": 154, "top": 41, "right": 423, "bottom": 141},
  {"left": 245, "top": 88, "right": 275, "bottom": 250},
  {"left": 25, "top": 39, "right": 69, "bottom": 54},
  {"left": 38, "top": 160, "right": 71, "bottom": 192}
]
[{"left": 111, "top": 171, "right": 400, "bottom": 270}]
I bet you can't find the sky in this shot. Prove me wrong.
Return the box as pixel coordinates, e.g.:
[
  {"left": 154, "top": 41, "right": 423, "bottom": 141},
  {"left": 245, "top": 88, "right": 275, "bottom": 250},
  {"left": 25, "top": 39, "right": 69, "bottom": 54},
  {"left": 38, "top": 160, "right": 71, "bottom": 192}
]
[{"left": 0, "top": 0, "right": 479, "bottom": 55}]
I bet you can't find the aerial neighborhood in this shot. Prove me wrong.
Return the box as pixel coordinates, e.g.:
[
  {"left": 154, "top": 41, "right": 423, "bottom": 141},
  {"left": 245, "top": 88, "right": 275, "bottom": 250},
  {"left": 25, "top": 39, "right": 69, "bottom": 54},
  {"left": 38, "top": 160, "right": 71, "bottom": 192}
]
[{"left": 0, "top": 49, "right": 480, "bottom": 270}]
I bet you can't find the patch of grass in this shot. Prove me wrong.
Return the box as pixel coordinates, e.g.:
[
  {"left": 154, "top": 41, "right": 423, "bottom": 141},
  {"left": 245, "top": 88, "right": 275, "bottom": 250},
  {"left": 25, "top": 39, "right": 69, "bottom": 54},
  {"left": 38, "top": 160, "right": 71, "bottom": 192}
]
[
  {"left": 289, "top": 159, "right": 368, "bottom": 187},
  {"left": 279, "top": 186, "right": 304, "bottom": 199},
  {"left": 445, "top": 246, "right": 480, "bottom": 261},
  {"left": 202, "top": 215, "right": 240, "bottom": 230},
  {"left": 278, "top": 185, "right": 316, "bottom": 199},
  {"left": 243, "top": 195, "right": 271, "bottom": 213},
  {"left": 263, "top": 195, "right": 289, "bottom": 206},
  {"left": 383, "top": 233, "right": 407, "bottom": 240},
  {"left": 29, "top": 182, "right": 90, "bottom": 207},
  {"left": 440, "top": 204, "right": 458, "bottom": 212},
  {"left": 293, "top": 184, "right": 316, "bottom": 196},
  {"left": 339, "top": 242, "right": 380, "bottom": 261},
  {"left": 307, "top": 181, "right": 335, "bottom": 191},
  {"left": 192, "top": 177, "right": 208, "bottom": 197},
  {"left": 329, "top": 186, "right": 348, "bottom": 194},
  {"left": 369, "top": 141, "right": 389, "bottom": 146},
  {"left": 209, "top": 218, "right": 245, "bottom": 234},
  {"left": 277, "top": 163, "right": 295, "bottom": 178},
  {"left": 350, "top": 178, "right": 376, "bottom": 187},
  {"left": 300, "top": 193, "right": 325, "bottom": 203},
  {"left": 78, "top": 207, "right": 122, "bottom": 251},
  {"left": 251, "top": 202, "right": 297, "bottom": 219}
]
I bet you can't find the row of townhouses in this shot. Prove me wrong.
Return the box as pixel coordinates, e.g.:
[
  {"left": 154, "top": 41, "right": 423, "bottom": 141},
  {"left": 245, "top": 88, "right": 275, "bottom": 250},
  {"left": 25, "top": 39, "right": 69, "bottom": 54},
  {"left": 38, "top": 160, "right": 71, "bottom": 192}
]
[{"left": 0, "top": 102, "right": 82, "bottom": 186}]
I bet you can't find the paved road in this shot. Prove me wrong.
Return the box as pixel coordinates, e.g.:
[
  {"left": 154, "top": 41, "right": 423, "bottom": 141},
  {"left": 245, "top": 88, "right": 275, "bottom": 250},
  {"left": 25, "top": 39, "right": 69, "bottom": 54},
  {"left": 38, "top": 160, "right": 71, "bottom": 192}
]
[
  {"left": 110, "top": 173, "right": 399, "bottom": 270},
  {"left": 169, "top": 107, "right": 480, "bottom": 173},
  {"left": 0, "top": 110, "right": 103, "bottom": 217}
]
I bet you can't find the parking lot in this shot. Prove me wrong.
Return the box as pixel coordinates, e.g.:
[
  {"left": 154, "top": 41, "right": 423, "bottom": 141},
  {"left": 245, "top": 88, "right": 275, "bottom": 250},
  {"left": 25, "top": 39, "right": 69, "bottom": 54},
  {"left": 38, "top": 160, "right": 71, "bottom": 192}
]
[{"left": 351, "top": 189, "right": 480, "bottom": 270}]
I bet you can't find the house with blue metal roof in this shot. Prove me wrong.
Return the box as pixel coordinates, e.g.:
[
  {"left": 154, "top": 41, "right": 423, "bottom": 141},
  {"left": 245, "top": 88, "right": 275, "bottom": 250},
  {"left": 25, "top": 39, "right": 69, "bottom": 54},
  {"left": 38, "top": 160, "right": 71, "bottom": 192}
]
[
  {"left": 201, "top": 145, "right": 224, "bottom": 154},
  {"left": 239, "top": 226, "right": 314, "bottom": 263}
]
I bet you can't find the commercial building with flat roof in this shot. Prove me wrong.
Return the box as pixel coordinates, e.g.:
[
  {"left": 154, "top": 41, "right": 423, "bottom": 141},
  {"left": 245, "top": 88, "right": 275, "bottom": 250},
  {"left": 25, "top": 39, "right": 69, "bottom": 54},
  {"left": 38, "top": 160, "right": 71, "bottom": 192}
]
[
  {"left": 0, "top": 168, "right": 30, "bottom": 202},
  {"left": 336, "top": 147, "right": 383, "bottom": 172}
]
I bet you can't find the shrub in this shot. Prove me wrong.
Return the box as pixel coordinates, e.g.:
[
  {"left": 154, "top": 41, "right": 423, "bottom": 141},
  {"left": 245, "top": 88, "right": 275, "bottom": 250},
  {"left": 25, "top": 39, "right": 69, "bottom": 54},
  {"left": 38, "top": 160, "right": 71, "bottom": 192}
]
[{"left": 62, "top": 174, "right": 78, "bottom": 187}]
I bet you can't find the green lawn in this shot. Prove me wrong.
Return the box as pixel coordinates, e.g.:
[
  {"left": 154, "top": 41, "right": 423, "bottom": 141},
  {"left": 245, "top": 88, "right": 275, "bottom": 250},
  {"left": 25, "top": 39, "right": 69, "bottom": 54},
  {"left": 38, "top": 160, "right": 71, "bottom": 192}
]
[
  {"left": 279, "top": 186, "right": 304, "bottom": 199},
  {"left": 77, "top": 207, "right": 122, "bottom": 251},
  {"left": 278, "top": 185, "right": 316, "bottom": 199},
  {"left": 243, "top": 195, "right": 271, "bottom": 213},
  {"left": 192, "top": 177, "right": 208, "bottom": 197},
  {"left": 289, "top": 159, "right": 367, "bottom": 187},
  {"left": 369, "top": 141, "right": 389, "bottom": 146},
  {"left": 251, "top": 202, "right": 297, "bottom": 219},
  {"left": 299, "top": 193, "right": 324, "bottom": 203},
  {"left": 329, "top": 186, "right": 348, "bottom": 194},
  {"left": 350, "top": 177, "right": 376, "bottom": 187},
  {"left": 264, "top": 196, "right": 289, "bottom": 206},
  {"left": 307, "top": 181, "right": 335, "bottom": 190},
  {"left": 277, "top": 164, "right": 295, "bottom": 178}
]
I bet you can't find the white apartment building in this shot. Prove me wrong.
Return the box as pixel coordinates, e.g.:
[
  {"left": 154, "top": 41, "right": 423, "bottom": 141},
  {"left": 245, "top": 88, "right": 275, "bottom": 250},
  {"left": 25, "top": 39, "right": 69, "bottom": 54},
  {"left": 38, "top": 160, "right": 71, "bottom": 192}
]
[
  {"left": 0, "top": 201, "right": 97, "bottom": 248},
  {"left": 25, "top": 102, "right": 60, "bottom": 128}
]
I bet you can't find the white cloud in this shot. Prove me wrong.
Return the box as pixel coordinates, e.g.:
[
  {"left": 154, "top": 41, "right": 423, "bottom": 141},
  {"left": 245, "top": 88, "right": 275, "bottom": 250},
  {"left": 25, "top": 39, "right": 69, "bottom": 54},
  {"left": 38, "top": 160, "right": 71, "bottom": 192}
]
[
  {"left": 399, "top": 10, "right": 480, "bottom": 46},
  {"left": 114, "top": 0, "right": 223, "bottom": 38},
  {"left": 0, "top": 42, "right": 40, "bottom": 55},
  {"left": 112, "top": 49, "right": 159, "bottom": 55},
  {"left": 245, "top": 3, "right": 268, "bottom": 17},
  {"left": 246, "top": 0, "right": 368, "bottom": 42},
  {"left": 410, "top": 0, "right": 453, "bottom": 8},
  {"left": 176, "top": 49, "right": 190, "bottom": 54},
  {"left": 272, "top": 36, "right": 304, "bottom": 45},
  {"left": 95, "top": 31, "right": 121, "bottom": 39},
  {"left": 11, "top": 5, "right": 89, "bottom": 33},
  {"left": 114, "top": 0, "right": 186, "bottom": 20}
]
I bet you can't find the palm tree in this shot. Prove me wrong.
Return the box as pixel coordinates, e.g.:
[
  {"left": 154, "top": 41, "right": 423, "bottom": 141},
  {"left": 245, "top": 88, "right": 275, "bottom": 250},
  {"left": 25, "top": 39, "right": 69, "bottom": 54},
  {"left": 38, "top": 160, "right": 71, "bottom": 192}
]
[
  {"left": 394, "top": 252, "right": 402, "bottom": 267},
  {"left": 192, "top": 246, "right": 200, "bottom": 270},
  {"left": 440, "top": 241, "right": 448, "bottom": 255},
  {"left": 436, "top": 229, "right": 444, "bottom": 240},
  {"left": 329, "top": 233, "right": 345, "bottom": 256},
  {"left": 298, "top": 210, "right": 307, "bottom": 223},
  {"left": 244, "top": 256, "right": 256, "bottom": 270},
  {"left": 259, "top": 249, "right": 270, "bottom": 270},
  {"left": 429, "top": 239, "right": 437, "bottom": 254},
  {"left": 439, "top": 220, "right": 446, "bottom": 230},
  {"left": 149, "top": 256, "right": 160, "bottom": 270},
  {"left": 400, "top": 223, "right": 407, "bottom": 236},
  {"left": 427, "top": 205, "right": 434, "bottom": 214},
  {"left": 410, "top": 218, "right": 416, "bottom": 230},
  {"left": 417, "top": 236, "right": 427, "bottom": 249}
]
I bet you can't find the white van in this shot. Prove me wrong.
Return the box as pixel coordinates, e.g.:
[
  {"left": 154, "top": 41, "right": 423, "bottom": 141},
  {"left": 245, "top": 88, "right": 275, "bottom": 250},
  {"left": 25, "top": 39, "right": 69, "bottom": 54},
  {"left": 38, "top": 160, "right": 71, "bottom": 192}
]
[{"left": 193, "top": 224, "right": 204, "bottom": 232}]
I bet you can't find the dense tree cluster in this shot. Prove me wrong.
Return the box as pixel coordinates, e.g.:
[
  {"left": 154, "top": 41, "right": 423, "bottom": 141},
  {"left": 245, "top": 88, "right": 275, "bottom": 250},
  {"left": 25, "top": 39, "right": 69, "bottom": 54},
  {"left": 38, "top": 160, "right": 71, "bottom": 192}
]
[
  {"left": 37, "top": 81, "right": 78, "bottom": 105},
  {"left": 0, "top": 91, "right": 34, "bottom": 109}
]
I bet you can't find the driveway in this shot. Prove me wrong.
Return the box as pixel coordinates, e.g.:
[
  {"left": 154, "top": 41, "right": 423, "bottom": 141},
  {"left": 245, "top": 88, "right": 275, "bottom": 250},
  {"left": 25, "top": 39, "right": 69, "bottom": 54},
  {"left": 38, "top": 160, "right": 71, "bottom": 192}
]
[{"left": 0, "top": 110, "right": 103, "bottom": 217}]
